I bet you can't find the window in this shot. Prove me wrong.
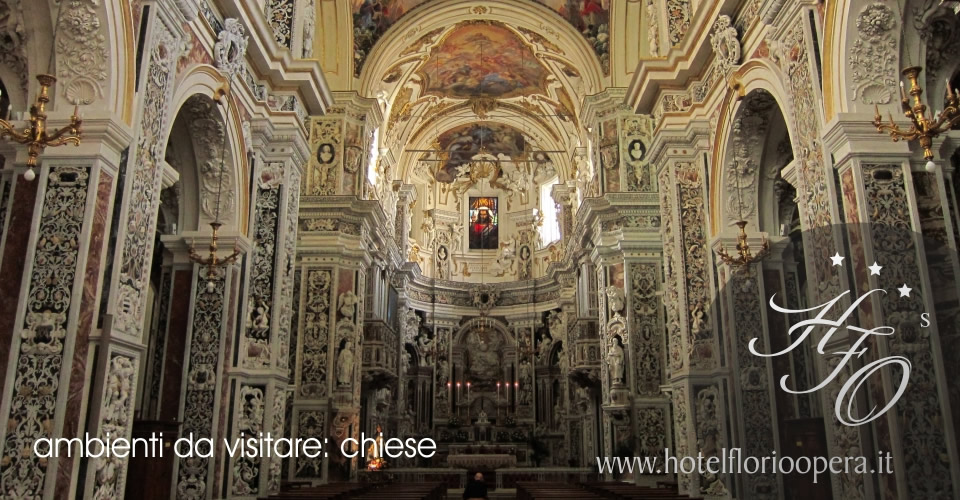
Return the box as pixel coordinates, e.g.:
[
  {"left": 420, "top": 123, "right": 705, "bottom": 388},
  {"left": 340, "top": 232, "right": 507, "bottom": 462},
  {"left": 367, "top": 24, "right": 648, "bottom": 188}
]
[
  {"left": 468, "top": 196, "right": 499, "bottom": 249},
  {"left": 539, "top": 178, "right": 561, "bottom": 246}
]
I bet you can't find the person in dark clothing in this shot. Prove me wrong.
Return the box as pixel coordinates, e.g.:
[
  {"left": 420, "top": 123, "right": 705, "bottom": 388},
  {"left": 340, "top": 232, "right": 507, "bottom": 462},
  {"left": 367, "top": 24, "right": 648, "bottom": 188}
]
[{"left": 463, "top": 472, "right": 488, "bottom": 500}]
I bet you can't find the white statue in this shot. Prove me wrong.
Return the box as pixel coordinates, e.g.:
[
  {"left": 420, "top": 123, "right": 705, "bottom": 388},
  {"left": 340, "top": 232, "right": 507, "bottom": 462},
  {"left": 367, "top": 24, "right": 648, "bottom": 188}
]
[
  {"left": 450, "top": 221, "right": 464, "bottom": 253},
  {"left": 538, "top": 333, "right": 553, "bottom": 362},
  {"left": 339, "top": 291, "right": 359, "bottom": 319},
  {"left": 608, "top": 338, "right": 625, "bottom": 385},
  {"left": 417, "top": 332, "right": 433, "bottom": 366},
  {"left": 337, "top": 341, "right": 355, "bottom": 386},
  {"left": 519, "top": 359, "right": 531, "bottom": 383}
]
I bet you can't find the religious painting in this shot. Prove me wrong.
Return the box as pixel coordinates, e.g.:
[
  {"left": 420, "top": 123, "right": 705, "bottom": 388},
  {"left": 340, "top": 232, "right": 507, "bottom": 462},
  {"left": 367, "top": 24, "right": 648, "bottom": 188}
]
[
  {"left": 469, "top": 197, "right": 499, "bottom": 250},
  {"left": 417, "top": 22, "right": 550, "bottom": 99},
  {"left": 432, "top": 123, "right": 526, "bottom": 183},
  {"left": 352, "top": 0, "right": 429, "bottom": 76},
  {"left": 464, "top": 326, "right": 504, "bottom": 382},
  {"left": 535, "top": 0, "right": 610, "bottom": 74}
]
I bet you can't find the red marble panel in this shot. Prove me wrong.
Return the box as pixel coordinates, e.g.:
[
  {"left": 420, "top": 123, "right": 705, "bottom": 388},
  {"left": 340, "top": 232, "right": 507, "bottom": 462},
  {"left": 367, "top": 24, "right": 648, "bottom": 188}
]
[
  {"left": 159, "top": 269, "right": 194, "bottom": 422},
  {"left": 55, "top": 170, "right": 113, "bottom": 498},
  {"left": 0, "top": 178, "right": 39, "bottom": 385}
]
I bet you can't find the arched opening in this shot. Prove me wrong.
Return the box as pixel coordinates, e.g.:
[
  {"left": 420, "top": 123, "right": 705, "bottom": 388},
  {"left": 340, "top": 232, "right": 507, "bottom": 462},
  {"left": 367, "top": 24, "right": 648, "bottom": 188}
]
[
  {"left": 722, "top": 87, "right": 830, "bottom": 499},
  {"left": 126, "top": 90, "right": 241, "bottom": 497}
]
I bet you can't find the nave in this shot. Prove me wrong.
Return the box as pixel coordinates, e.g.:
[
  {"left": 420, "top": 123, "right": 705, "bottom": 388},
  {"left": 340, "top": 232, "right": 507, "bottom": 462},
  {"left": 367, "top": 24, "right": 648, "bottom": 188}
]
[{"left": 0, "top": 0, "right": 959, "bottom": 499}]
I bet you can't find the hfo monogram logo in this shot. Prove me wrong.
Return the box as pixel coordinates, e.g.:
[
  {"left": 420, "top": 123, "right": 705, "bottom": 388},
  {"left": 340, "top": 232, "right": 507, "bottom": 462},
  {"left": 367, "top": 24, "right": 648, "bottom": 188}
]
[{"left": 753, "top": 253, "right": 923, "bottom": 427}]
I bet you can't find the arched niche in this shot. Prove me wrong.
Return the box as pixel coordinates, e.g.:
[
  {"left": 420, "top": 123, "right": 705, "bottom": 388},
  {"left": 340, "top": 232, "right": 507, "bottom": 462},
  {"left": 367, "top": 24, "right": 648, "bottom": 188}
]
[
  {"left": 710, "top": 64, "right": 800, "bottom": 236},
  {"left": 165, "top": 70, "right": 248, "bottom": 234}
]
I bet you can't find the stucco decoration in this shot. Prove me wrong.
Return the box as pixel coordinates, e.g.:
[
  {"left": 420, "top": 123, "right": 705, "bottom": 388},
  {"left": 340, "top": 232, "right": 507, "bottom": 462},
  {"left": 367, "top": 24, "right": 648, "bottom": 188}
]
[
  {"left": 214, "top": 18, "right": 249, "bottom": 78},
  {"left": 710, "top": 15, "right": 741, "bottom": 75},
  {"left": 850, "top": 3, "right": 898, "bottom": 105}
]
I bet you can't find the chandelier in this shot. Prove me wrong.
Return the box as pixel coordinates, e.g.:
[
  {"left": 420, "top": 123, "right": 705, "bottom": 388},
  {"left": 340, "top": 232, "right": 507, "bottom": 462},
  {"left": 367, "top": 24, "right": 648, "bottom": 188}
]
[
  {"left": 874, "top": 66, "right": 959, "bottom": 172},
  {"left": 189, "top": 84, "right": 242, "bottom": 293},
  {"left": 0, "top": 74, "right": 82, "bottom": 181},
  {"left": 715, "top": 163, "right": 769, "bottom": 266}
]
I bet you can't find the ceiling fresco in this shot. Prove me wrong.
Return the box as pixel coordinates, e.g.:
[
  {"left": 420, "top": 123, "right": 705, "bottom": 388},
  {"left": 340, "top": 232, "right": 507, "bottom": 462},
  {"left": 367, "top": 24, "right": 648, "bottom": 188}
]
[
  {"left": 432, "top": 123, "right": 528, "bottom": 183},
  {"left": 416, "top": 22, "right": 551, "bottom": 99},
  {"left": 351, "top": 0, "right": 610, "bottom": 77}
]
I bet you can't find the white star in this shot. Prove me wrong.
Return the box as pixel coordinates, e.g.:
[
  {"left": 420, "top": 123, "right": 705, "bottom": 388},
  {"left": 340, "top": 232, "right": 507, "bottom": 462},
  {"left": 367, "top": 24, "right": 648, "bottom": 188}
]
[
  {"left": 897, "top": 284, "right": 912, "bottom": 297},
  {"left": 830, "top": 252, "right": 844, "bottom": 266},
  {"left": 869, "top": 262, "right": 883, "bottom": 276}
]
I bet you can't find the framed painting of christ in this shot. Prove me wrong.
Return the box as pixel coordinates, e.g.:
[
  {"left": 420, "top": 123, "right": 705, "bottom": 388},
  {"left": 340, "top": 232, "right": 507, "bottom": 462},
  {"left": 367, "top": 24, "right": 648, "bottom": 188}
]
[{"left": 469, "top": 197, "right": 499, "bottom": 250}]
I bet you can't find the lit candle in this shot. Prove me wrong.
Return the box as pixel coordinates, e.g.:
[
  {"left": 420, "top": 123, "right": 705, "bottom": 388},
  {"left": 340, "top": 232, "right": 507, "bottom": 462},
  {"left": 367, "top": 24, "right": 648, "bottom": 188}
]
[
  {"left": 467, "top": 381, "right": 471, "bottom": 403},
  {"left": 497, "top": 382, "right": 501, "bottom": 405},
  {"left": 456, "top": 382, "right": 461, "bottom": 404},
  {"left": 447, "top": 381, "right": 452, "bottom": 402}
]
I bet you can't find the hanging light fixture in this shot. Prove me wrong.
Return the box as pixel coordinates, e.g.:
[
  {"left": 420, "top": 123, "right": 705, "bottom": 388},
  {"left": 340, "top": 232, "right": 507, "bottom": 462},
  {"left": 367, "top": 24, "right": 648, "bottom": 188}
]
[
  {"left": 874, "top": 67, "right": 960, "bottom": 172},
  {"left": 715, "top": 162, "right": 769, "bottom": 266},
  {"left": 0, "top": 78, "right": 82, "bottom": 181},
  {"left": 189, "top": 84, "right": 242, "bottom": 293},
  {"left": 0, "top": 2, "right": 83, "bottom": 181}
]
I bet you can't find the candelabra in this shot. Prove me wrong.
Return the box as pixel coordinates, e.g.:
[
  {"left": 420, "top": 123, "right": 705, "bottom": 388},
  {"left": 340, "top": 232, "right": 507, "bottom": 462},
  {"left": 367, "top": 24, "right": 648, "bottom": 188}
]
[
  {"left": 0, "top": 74, "right": 82, "bottom": 181},
  {"left": 716, "top": 220, "right": 770, "bottom": 267},
  {"left": 715, "top": 162, "right": 769, "bottom": 266},
  {"left": 874, "top": 66, "right": 960, "bottom": 172},
  {"left": 188, "top": 85, "right": 241, "bottom": 292}
]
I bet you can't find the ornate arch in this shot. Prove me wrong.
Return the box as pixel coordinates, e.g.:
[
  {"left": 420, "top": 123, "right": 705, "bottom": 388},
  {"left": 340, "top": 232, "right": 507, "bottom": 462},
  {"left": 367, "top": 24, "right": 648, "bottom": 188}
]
[
  {"left": 357, "top": 0, "right": 605, "bottom": 98},
  {"left": 825, "top": 0, "right": 960, "bottom": 121},
  {"left": 356, "top": 0, "right": 605, "bottom": 192},
  {"left": 167, "top": 66, "right": 250, "bottom": 233},
  {"left": 709, "top": 62, "right": 799, "bottom": 235}
]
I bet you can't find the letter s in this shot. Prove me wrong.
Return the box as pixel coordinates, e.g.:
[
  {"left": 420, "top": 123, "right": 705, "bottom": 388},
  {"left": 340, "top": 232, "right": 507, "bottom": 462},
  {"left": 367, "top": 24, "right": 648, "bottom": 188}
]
[{"left": 920, "top": 313, "right": 930, "bottom": 328}]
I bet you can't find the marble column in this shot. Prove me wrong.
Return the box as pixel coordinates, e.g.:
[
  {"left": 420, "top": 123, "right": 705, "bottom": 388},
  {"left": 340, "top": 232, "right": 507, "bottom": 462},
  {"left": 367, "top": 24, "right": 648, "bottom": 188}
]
[
  {"left": 711, "top": 256, "right": 781, "bottom": 499},
  {"left": 826, "top": 119, "right": 960, "bottom": 498},
  {"left": 0, "top": 119, "right": 130, "bottom": 499},
  {"left": 293, "top": 94, "right": 382, "bottom": 482},
  {"left": 224, "top": 120, "right": 307, "bottom": 497},
  {"left": 655, "top": 138, "right": 731, "bottom": 497},
  {"left": 160, "top": 233, "right": 250, "bottom": 499}
]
